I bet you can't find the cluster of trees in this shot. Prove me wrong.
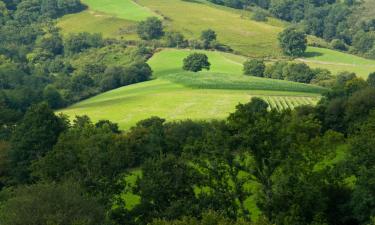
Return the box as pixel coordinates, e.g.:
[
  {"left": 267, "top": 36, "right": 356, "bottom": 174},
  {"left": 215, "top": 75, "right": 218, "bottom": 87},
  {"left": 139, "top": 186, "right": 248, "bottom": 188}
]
[
  {"left": 1, "top": 71, "right": 375, "bottom": 225},
  {"left": 0, "top": 0, "right": 153, "bottom": 140},
  {"left": 243, "top": 59, "right": 336, "bottom": 86},
  {"left": 137, "top": 17, "right": 232, "bottom": 52}
]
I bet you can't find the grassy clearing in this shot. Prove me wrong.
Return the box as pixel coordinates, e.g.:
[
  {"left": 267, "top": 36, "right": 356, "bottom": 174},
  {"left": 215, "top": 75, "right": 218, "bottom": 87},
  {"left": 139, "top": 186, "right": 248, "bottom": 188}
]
[
  {"left": 58, "top": 79, "right": 320, "bottom": 129},
  {"left": 81, "top": 0, "right": 158, "bottom": 21},
  {"left": 57, "top": 10, "right": 138, "bottom": 39},
  {"left": 149, "top": 49, "right": 246, "bottom": 77},
  {"left": 300, "top": 47, "right": 375, "bottom": 78}
]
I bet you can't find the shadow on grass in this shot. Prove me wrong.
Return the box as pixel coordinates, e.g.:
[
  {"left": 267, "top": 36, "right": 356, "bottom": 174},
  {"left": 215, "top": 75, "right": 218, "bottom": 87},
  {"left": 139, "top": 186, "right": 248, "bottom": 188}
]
[{"left": 303, "top": 51, "right": 324, "bottom": 58}]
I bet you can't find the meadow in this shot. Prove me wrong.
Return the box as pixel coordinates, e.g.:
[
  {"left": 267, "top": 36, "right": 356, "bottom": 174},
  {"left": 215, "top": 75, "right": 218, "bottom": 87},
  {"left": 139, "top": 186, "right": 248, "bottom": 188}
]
[
  {"left": 59, "top": 48, "right": 322, "bottom": 129},
  {"left": 301, "top": 47, "right": 375, "bottom": 78},
  {"left": 58, "top": 0, "right": 285, "bottom": 57}
]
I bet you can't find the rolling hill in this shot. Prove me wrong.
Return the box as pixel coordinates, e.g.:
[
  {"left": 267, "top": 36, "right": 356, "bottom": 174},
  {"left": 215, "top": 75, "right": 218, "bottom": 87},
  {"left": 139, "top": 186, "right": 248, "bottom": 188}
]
[{"left": 59, "top": 49, "right": 323, "bottom": 129}]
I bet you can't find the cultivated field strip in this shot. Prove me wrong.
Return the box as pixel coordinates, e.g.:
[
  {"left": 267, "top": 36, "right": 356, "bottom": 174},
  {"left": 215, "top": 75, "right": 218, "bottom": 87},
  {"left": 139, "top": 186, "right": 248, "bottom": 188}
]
[{"left": 261, "top": 96, "right": 320, "bottom": 111}]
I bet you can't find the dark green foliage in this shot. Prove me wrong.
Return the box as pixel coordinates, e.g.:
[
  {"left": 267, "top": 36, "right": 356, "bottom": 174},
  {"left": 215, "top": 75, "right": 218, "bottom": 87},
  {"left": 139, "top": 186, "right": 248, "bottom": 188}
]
[
  {"left": 251, "top": 9, "right": 268, "bottom": 22},
  {"left": 165, "top": 31, "right": 188, "bottom": 48},
  {"left": 367, "top": 72, "right": 375, "bottom": 87},
  {"left": 264, "top": 61, "right": 287, "bottom": 80},
  {"left": 201, "top": 29, "right": 217, "bottom": 49},
  {"left": 282, "top": 63, "right": 316, "bottom": 83},
  {"left": 331, "top": 39, "right": 347, "bottom": 51},
  {"left": 348, "top": 112, "right": 375, "bottom": 224},
  {"left": 278, "top": 27, "right": 307, "bottom": 57},
  {"left": 32, "top": 116, "right": 129, "bottom": 203},
  {"left": 133, "top": 154, "right": 199, "bottom": 223},
  {"left": 243, "top": 59, "right": 265, "bottom": 77},
  {"left": 9, "top": 103, "right": 67, "bottom": 184},
  {"left": 0, "top": 181, "right": 104, "bottom": 225},
  {"left": 151, "top": 211, "right": 271, "bottom": 225},
  {"left": 137, "top": 17, "right": 164, "bottom": 40},
  {"left": 64, "top": 32, "right": 104, "bottom": 54},
  {"left": 183, "top": 53, "right": 210, "bottom": 72}
]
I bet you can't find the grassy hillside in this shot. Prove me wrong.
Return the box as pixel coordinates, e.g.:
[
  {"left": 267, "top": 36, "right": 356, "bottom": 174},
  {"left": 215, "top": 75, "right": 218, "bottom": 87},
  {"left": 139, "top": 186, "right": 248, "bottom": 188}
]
[
  {"left": 58, "top": 0, "right": 285, "bottom": 57},
  {"left": 59, "top": 49, "right": 322, "bottom": 129},
  {"left": 80, "top": 0, "right": 158, "bottom": 21},
  {"left": 57, "top": 10, "right": 138, "bottom": 38},
  {"left": 58, "top": 79, "right": 320, "bottom": 129},
  {"left": 301, "top": 47, "right": 375, "bottom": 78}
]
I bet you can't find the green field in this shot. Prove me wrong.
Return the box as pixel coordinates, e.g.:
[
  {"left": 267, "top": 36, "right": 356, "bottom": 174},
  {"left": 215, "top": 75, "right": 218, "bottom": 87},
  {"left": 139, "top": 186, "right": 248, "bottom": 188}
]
[
  {"left": 301, "top": 47, "right": 375, "bottom": 78},
  {"left": 57, "top": 10, "right": 138, "bottom": 38},
  {"left": 81, "top": 0, "right": 158, "bottom": 21},
  {"left": 58, "top": 0, "right": 285, "bottom": 57},
  {"left": 59, "top": 49, "right": 322, "bottom": 129}
]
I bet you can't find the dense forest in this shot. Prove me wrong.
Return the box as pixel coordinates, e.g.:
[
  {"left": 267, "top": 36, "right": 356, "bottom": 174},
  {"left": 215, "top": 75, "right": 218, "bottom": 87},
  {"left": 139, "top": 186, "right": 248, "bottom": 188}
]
[{"left": 1, "top": 0, "right": 375, "bottom": 225}]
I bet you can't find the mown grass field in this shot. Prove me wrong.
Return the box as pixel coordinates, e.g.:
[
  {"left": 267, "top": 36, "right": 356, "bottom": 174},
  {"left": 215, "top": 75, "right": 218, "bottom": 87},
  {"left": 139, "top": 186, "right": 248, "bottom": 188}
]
[
  {"left": 300, "top": 47, "right": 375, "bottom": 78},
  {"left": 80, "top": 0, "right": 158, "bottom": 21},
  {"left": 59, "top": 49, "right": 322, "bottom": 129}
]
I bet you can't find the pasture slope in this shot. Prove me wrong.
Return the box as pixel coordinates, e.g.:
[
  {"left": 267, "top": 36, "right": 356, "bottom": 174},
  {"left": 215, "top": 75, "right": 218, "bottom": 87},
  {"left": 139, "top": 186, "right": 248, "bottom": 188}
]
[
  {"left": 58, "top": 0, "right": 375, "bottom": 77},
  {"left": 301, "top": 47, "right": 375, "bottom": 78},
  {"left": 59, "top": 49, "right": 323, "bottom": 129}
]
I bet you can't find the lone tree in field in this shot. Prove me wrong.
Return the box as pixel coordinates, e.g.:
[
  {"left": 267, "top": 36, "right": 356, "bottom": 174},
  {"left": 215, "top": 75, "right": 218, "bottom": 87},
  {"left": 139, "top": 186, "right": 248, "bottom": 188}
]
[
  {"left": 137, "top": 17, "right": 164, "bottom": 40},
  {"left": 243, "top": 59, "right": 265, "bottom": 77},
  {"left": 183, "top": 53, "right": 210, "bottom": 72},
  {"left": 278, "top": 27, "right": 307, "bottom": 57}
]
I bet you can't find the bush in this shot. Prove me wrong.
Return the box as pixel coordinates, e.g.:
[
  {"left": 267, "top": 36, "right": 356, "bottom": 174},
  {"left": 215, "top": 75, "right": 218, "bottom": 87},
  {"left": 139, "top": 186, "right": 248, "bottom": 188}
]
[
  {"left": 264, "top": 61, "right": 287, "bottom": 79},
  {"left": 183, "top": 53, "right": 210, "bottom": 72},
  {"left": 243, "top": 59, "right": 265, "bottom": 77},
  {"left": 137, "top": 17, "right": 164, "bottom": 40},
  {"left": 252, "top": 9, "right": 268, "bottom": 22},
  {"left": 331, "top": 39, "right": 347, "bottom": 51},
  {"left": 165, "top": 31, "right": 188, "bottom": 48},
  {"left": 282, "top": 63, "right": 315, "bottom": 83}
]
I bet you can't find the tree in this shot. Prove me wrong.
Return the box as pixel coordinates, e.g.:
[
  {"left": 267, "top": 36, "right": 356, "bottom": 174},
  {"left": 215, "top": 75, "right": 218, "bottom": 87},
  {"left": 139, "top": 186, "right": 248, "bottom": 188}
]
[
  {"left": 183, "top": 53, "right": 210, "bottom": 72},
  {"left": 9, "top": 103, "right": 67, "bottom": 184},
  {"left": 132, "top": 154, "right": 199, "bottom": 223},
  {"left": 282, "top": 62, "right": 315, "bottom": 83},
  {"left": 165, "top": 31, "right": 187, "bottom": 48},
  {"left": 367, "top": 72, "right": 375, "bottom": 87},
  {"left": 243, "top": 59, "right": 265, "bottom": 77},
  {"left": 43, "top": 85, "right": 65, "bottom": 109},
  {"left": 347, "top": 112, "right": 375, "bottom": 224},
  {"left": 0, "top": 181, "right": 104, "bottom": 225},
  {"left": 137, "top": 17, "right": 164, "bottom": 40},
  {"left": 201, "top": 29, "right": 217, "bottom": 49},
  {"left": 64, "top": 32, "right": 103, "bottom": 54},
  {"left": 278, "top": 27, "right": 307, "bottom": 57}
]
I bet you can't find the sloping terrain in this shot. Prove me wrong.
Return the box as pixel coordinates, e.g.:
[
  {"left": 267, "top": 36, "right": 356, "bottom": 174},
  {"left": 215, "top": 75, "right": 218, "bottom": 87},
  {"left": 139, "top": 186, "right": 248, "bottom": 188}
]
[{"left": 59, "top": 49, "right": 322, "bottom": 129}]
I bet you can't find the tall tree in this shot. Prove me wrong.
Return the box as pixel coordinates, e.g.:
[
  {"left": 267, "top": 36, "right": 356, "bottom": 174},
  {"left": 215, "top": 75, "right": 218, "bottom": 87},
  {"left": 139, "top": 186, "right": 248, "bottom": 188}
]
[{"left": 9, "top": 103, "right": 67, "bottom": 184}]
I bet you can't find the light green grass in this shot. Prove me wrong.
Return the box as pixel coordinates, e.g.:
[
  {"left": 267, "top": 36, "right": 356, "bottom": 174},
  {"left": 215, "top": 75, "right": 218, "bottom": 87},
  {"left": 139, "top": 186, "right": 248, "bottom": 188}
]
[
  {"left": 58, "top": 79, "right": 320, "bottom": 129},
  {"left": 58, "top": 0, "right": 285, "bottom": 57},
  {"left": 300, "top": 47, "right": 375, "bottom": 78},
  {"left": 149, "top": 49, "right": 246, "bottom": 77},
  {"left": 57, "top": 10, "right": 138, "bottom": 39},
  {"left": 81, "top": 0, "right": 158, "bottom": 21},
  {"left": 138, "top": 0, "right": 283, "bottom": 57}
]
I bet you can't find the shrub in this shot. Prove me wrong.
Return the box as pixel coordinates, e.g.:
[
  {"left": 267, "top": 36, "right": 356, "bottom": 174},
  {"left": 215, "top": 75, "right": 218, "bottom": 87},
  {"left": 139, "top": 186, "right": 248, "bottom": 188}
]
[
  {"left": 243, "top": 59, "right": 265, "bottom": 77},
  {"left": 137, "top": 17, "right": 164, "bottom": 40}
]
